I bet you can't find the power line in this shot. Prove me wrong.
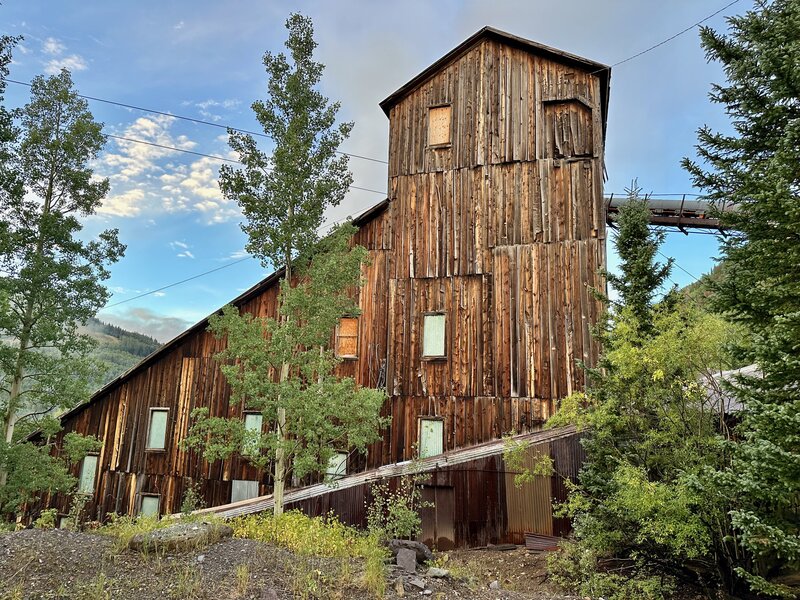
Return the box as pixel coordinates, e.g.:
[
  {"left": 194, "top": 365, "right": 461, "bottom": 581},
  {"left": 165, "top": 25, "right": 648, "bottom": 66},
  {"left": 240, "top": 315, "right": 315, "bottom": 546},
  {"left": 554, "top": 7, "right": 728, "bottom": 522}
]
[
  {"left": 601, "top": 0, "right": 741, "bottom": 70},
  {"left": 658, "top": 250, "right": 701, "bottom": 283},
  {"left": 104, "top": 257, "right": 254, "bottom": 308},
  {"left": 4, "top": 77, "right": 389, "bottom": 165},
  {"left": 105, "top": 133, "right": 388, "bottom": 196}
]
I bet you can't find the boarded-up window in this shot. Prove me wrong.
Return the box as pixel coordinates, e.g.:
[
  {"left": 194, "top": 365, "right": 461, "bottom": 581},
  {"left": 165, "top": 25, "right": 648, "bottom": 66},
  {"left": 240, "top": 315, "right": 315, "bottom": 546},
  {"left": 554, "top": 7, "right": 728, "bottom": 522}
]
[
  {"left": 78, "top": 454, "right": 98, "bottom": 495},
  {"left": 422, "top": 313, "right": 446, "bottom": 358},
  {"left": 428, "top": 105, "right": 451, "bottom": 146},
  {"left": 336, "top": 317, "right": 359, "bottom": 358},
  {"left": 139, "top": 494, "right": 160, "bottom": 517},
  {"left": 419, "top": 418, "right": 444, "bottom": 458},
  {"left": 147, "top": 408, "right": 168, "bottom": 450},
  {"left": 232, "top": 479, "right": 259, "bottom": 504},
  {"left": 243, "top": 412, "right": 263, "bottom": 456},
  {"left": 326, "top": 451, "right": 348, "bottom": 481}
]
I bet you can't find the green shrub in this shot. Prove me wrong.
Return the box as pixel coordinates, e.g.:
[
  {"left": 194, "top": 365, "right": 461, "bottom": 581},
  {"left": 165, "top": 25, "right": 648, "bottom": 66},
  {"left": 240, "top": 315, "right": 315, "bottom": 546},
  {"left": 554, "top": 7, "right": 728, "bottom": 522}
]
[{"left": 34, "top": 508, "right": 58, "bottom": 530}]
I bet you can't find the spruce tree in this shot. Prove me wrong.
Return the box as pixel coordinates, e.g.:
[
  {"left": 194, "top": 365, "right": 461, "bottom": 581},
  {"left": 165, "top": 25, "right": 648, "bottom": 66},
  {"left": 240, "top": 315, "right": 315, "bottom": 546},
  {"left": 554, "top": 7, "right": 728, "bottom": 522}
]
[{"left": 683, "top": 1, "right": 800, "bottom": 595}]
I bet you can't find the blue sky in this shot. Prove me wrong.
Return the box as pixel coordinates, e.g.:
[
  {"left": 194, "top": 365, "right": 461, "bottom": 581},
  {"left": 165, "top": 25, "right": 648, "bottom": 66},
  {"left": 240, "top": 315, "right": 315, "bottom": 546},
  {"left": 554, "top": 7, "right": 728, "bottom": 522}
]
[{"left": 2, "top": 0, "right": 739, "bottom": 341}]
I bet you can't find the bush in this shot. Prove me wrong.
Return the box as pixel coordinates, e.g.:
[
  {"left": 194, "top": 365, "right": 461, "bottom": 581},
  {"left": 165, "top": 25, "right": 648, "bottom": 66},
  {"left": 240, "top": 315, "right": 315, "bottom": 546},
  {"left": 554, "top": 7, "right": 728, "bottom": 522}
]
[{"left": 33, "top": 508, "right": 58, "bottom": 530}]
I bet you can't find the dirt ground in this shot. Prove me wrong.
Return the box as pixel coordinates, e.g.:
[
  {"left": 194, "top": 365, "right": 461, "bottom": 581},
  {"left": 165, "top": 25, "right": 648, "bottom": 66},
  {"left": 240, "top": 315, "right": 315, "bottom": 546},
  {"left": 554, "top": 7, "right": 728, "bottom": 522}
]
[{"left": 0, "top": 529, "right": 580, "bottom": 600}]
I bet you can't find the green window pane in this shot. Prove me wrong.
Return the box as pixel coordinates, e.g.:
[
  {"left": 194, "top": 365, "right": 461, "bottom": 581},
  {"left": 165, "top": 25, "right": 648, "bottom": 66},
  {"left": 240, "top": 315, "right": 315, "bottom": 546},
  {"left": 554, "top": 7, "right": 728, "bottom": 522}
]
[
  {"left": 147, "top": 409, "right": 168, "bottom": 450},
  {"left": 78, "top": 455, "right": 98, "bottom": 494},
  {"left": 140, "top": 495, "right": 160, "bottom": 517},
  {"left": 243, "top": 413, "right": 263, "bottom": 456},
  {"left": 419, "top": 419, "right": 443, "bottom": 458},
  {"left": 326, "top": 452, "right": 348, "bottom": 481},
  {"left": 423, "top": 314, "right": 445, "bottom": 357},
  {"left": 231, "top": 479, "right": 259, "bottom": 503}
]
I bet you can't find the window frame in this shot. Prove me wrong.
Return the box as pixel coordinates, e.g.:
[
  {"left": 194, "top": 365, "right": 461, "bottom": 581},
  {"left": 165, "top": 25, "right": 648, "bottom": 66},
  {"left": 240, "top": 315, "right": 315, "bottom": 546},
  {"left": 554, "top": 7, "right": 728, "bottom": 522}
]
[
  {"left": 335, "top": 316, "right": 359, "bottom": 360},
  {"left": 139, "top": 493, "right": 161, "bottom": 517},
  {"left": 418, "top": 416, "right": 445, "bottom": 459},
  {"left": 421, "top": 311, "right": 447, "bottom": 360},
  {"left": 145, "top": 407, "right": 169, "bottom": 452},
  {"left": 427, "top": 103, "right": 453, "bottom": 148},
  {"left": 77, "top": 453, "right": 99, "bottom": 495}
]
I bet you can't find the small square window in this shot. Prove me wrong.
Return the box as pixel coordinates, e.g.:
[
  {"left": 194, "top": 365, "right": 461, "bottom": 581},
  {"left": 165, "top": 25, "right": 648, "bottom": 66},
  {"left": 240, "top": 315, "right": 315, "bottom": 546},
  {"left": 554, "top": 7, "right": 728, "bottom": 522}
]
[
  {"left": 147, "top": 408, "right": 169, "bottom": 450},
  {"left": 419, "top": 418, "right": 444, "bottom": 458},
  {"left": 336, "top": 317, "right": 359, "bottom": 358},
  {"left": 428, "top": 105, "right": 452, "bottom": 146},
  {"left": 243, "top": 412, "right": 263, "bottom": 456},
  {"left": 231, "top": 479, "right": 259, "bottom": 504},
  {"left": 78, "top": 454, "right": 98, "bottom": 495},
  {"left": 139, "top": 494, "right": 160, "bottom": 517},
  {"left": 326, "top": 452, "right": 348, "bottom": 482},
  {"left": 422, "top": 313, "right": 446, "bottom": 358}
]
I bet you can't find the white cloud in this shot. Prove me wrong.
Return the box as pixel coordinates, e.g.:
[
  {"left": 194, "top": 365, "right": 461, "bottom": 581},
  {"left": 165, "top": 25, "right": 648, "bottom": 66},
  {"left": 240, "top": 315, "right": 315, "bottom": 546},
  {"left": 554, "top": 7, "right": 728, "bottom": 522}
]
[
  {"left": 42, "top": 37, "right": 65, "bottom": 55},
  {"left": 189, "top": 98, "right": 241, "bottom": 122},
  {"left": 173, "top": 20, "right": 185, "bottom": 30},
  {"left": 45, "top": 54, "right": 88, "bottom": 75},
  {"left": 170, "top": 240, "right": 189, "bottom": 250},
  {"left": 98, "top": 188, "right": 145, "bottom": 217},
  {"left": 177, "top": 250, "right": 195, "bottom": 259}
]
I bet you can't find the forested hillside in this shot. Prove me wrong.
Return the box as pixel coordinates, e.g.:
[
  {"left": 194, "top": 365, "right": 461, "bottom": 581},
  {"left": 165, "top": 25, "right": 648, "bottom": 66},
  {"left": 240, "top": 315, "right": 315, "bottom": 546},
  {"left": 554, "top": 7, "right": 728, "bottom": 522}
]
[{"left": 82, "top": 318, "right": 161, "bottom": 385}]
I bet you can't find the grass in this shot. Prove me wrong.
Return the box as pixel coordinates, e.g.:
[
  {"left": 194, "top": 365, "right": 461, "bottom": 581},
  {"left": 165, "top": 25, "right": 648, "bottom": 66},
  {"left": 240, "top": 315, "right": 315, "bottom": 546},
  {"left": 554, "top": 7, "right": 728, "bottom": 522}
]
[
  {"left": 235, "top": 563, "right": 249, "bottom": 596},
  {"left": 231, "top": 510, "right": 389, "bottom": 598}
]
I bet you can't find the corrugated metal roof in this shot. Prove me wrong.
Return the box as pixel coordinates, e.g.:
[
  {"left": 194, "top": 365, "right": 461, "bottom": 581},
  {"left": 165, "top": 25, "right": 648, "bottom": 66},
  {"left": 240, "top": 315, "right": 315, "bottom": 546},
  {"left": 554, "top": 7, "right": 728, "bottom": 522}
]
[{"left": 194, "top": 425, "right": 577, "bottom": 519}]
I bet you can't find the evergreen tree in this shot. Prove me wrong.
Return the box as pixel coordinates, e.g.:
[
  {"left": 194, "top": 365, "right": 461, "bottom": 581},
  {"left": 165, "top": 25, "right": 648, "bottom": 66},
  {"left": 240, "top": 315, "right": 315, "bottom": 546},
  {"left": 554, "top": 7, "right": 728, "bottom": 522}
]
[
  {"left": 548, "top": 190, "right": 740, "bottom": 597},
  {"left": 684, "top": 1, "right": 800, "bottom": 595},
  {"left": 189, "top": 14, "right": 386, "bottom": 515}
]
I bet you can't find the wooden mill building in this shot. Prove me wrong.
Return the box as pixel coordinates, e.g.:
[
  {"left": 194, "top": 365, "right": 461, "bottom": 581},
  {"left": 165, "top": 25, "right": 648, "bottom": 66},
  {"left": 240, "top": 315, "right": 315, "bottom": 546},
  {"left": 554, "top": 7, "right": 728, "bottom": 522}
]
[{"left": 36, "top": 27, "right": 611, "bottom": 548}]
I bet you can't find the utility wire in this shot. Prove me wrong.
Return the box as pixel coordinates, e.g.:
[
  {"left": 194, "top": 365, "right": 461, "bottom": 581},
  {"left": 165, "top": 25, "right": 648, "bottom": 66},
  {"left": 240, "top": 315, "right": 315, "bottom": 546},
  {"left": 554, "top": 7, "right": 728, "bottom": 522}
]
[
  {"left": 658, "top": 250, "right": 701, "bottom": 283},
  {"left": 4, "top": 77, "right": 389, "bottom": 165},
  {"left": 105, "top": 133, "right": 388, "bottom": 196},
  {"left": 601, "top": 0, "right": 741, "bottom": 71},
  {"left": 104, "top": 257, "right": 253, "bottom": 308}
]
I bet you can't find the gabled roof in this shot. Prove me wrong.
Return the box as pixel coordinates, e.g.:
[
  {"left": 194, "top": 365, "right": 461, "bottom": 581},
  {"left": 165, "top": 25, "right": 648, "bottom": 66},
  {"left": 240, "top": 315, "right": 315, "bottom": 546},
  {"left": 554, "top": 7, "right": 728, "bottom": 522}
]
[
  {"left": 47, "top": 199, "right": 390, "bottom": 431},
  {"left": 379, "top": 26, "right": 611, "bottom": 139}
]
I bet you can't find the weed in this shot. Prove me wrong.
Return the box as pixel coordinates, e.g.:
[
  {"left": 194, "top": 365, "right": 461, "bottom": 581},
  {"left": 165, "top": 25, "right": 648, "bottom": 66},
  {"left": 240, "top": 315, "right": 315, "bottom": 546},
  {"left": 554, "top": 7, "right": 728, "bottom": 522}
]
[
  {"left": 233, "top": 510, "right": 389, "bottom": 598},
  {"left": 172, "top": 565, "right": 203, "bottom": 599},
  {"left": 235, "top": 563, "right": 249, "bottom": 596},
  {"left": 0, "top": 585, "right": 23, "bottom": 600},
  {"left": 33, "top": 508, "right": 58, "bottom": 530},
  {"left": 73, "top": 572, "right": 112, "bottom": 600}
]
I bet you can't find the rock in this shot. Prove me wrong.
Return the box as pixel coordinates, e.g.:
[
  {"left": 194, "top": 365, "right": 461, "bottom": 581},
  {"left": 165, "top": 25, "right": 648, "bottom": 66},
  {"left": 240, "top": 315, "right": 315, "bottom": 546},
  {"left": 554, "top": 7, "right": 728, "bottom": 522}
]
[
  {"left": 260, "top": 590, "right": 278, "bottom": 600},
  {"left": 426, "top": 567, "right": 449, "bottom": 578},
  {"left": 388, "top": 539, "right": 434, "bottom": 564},
  {"left": 128, "top": 521, "right": 233, "bottom": 553},
  {"left": 408, "top": 577, "right": 426, "bottom": 590},
  {"left": 195, "top": 554, "right": 205, "bottom": 563},
  {"left": 393, "top": 577, "right": 405, "bottom": 597},
  {"left": 396, "top": 548, "right": 417, "bottom": 574},
  {"left": 422, "top": 591, "right": 432, "bottom": 596},
  {"left": 489, "top": 579, "right": 500, "bottom": 590}
]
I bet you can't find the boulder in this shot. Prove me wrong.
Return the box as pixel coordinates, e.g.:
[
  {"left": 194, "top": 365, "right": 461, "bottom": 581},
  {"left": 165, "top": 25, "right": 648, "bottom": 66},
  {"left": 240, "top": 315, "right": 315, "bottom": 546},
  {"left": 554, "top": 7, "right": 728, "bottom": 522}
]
[
  {"left": 396, "top": 547, "right": 418, "bottom": 574},
  {"left": 128, "top": 521, "right": 233, "bottom": 553},
  {"left": 387, "top": 539, "right": 434, "bottom": 564},
  {"left": 426, "top": 567, "right": 449, "bottom": 578}
]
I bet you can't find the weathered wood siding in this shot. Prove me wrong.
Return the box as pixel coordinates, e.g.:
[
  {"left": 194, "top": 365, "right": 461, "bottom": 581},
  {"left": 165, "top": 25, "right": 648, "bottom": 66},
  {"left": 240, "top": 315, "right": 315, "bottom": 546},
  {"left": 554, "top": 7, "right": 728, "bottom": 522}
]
[{"left": 34, "top": 32, "right": 607, "bottom": 529}]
